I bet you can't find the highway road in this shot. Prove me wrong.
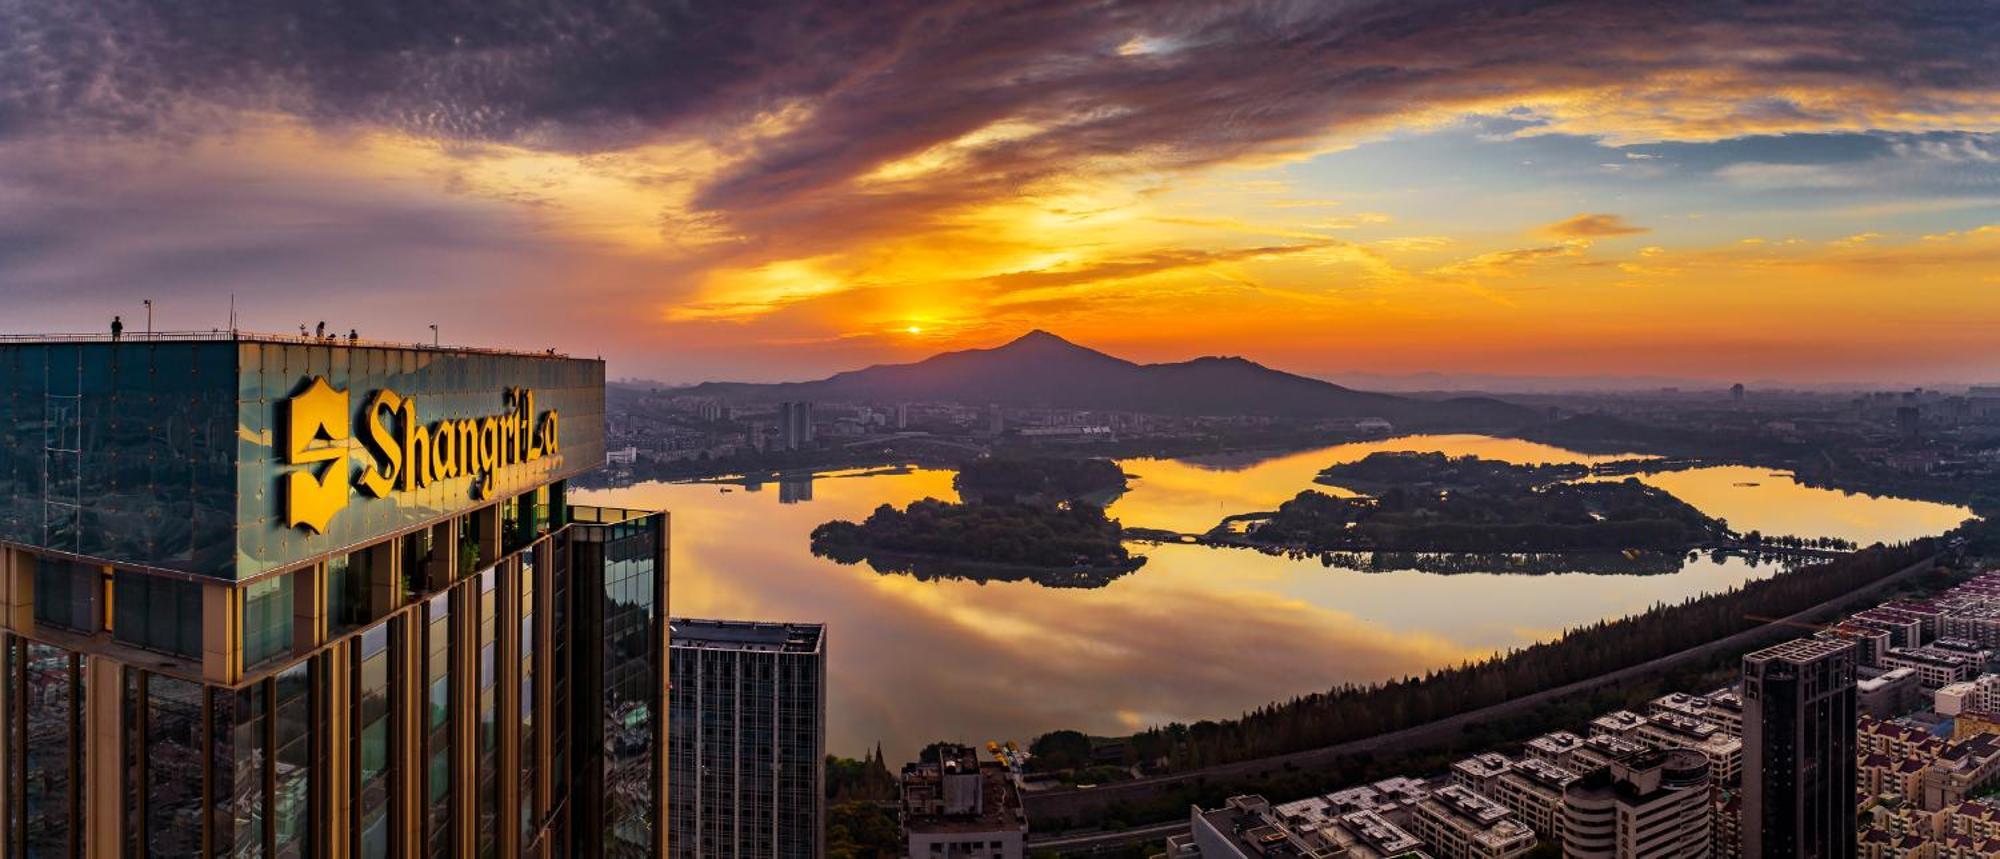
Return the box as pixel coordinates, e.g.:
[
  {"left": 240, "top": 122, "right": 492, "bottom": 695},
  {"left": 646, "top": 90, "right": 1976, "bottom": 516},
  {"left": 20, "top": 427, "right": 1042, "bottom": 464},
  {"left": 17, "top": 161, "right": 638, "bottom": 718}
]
[{"left": 1028, "top": 819, "right": 1189, "bottom": 853}]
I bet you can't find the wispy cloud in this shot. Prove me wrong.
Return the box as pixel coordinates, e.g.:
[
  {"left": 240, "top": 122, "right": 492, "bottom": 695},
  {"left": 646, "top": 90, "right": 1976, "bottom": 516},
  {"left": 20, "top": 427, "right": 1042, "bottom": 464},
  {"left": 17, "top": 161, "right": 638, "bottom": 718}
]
[{"left": 1539, "top": 213, "right": 1650, "bottom": 239}]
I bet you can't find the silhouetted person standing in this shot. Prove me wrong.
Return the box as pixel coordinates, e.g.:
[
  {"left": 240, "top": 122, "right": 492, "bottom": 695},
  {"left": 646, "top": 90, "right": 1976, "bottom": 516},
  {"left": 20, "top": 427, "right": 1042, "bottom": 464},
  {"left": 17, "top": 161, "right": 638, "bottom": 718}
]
[
  {"left": 110, "top": 316, "right": 123, "bottom": 341},
  {"left": 349, "top": 328, "right": 358, "bottom": 342},
  {"left": 315, "top": 321, "right": 326, "bottom": 339}
]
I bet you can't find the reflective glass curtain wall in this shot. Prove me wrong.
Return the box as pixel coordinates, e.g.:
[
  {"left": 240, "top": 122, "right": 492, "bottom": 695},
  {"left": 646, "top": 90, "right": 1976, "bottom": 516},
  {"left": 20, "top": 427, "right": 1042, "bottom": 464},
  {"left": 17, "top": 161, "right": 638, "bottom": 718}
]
[
  {"left": 567, "top": 513, "right": 664, "bottom": 859},
  {"left": 4, "top": 637, "right": 84, "bottom": 858},
  {"left": 0, "top": 343, "right": 237, "bottom": 575},
  {"left": 424, "top": 591, "right": 454, "bottom": 859},
  {"left": 352, "top": 622, "right": 396, "bottom": 855}
]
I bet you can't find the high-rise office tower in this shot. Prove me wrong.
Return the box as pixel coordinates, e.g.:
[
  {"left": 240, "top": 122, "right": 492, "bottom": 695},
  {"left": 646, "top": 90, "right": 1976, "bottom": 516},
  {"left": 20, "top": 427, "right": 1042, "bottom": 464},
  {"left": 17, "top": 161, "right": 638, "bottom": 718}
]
[
  {"left": 1562, "top": 748, "right": 1712, "bottom": 858},
  {"left": 778, "top": 402, "right": 815, "bottom": 451},
  {"left": 668, "top": 619, "right": 826, "bottom": 859},
  {"left": 1742, "top": 637, "right": 1858, "bottom": 859},
  {"left": 0, "top": 333, "right": 667, "bottom": 858}
]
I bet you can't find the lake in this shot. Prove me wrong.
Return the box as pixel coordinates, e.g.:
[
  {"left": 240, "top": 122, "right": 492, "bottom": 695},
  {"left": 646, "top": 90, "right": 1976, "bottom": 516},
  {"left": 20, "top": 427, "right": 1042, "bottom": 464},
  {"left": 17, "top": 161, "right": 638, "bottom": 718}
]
[{"left": 575, "top": 434, "right": 1974, "bottom": 761}]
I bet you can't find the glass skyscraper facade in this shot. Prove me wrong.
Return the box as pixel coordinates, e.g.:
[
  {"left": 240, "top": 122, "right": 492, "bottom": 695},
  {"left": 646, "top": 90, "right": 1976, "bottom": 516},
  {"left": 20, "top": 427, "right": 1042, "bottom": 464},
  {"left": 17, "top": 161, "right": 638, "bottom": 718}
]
[
  {"left": 0, "top": 333, "right": 666, "bottom": 858},
  {"left": 668, "top": 619, "right": 825, "bottom": 859},
  {"left": 1742, "top": 636, "right": 1858, "bottom": 859}
]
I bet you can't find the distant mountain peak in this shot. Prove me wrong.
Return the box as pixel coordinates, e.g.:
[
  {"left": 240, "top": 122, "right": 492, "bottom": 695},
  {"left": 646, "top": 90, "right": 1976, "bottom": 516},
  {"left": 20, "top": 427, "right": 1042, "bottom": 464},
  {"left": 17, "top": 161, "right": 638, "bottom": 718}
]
[
  {"left": 675, "top": 330, "right": 1538, "bottom": 427},
  {"left": 1002, "top": 329, "right": 1079, "bottom": 348}
]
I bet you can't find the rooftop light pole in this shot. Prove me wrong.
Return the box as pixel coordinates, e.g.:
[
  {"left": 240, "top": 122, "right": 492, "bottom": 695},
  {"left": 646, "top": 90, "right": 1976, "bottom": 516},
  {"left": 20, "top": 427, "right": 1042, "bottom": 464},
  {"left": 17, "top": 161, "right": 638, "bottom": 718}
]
[
  {"left": 143, "top": 299, "right": 152, "bottom": 340},
  {"left": 430, "top": 323, "right": 439, "bottom": 347}
]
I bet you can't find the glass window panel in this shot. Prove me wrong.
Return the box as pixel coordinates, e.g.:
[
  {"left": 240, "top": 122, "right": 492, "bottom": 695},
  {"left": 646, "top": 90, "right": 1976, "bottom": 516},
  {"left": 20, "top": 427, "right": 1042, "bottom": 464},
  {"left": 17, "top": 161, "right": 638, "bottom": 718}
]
[
  {"left": 33, "top": 560, "right": 99, "bottom": 634},
  {"left": 425, "top": 593, "right": 453, "bottom": 859},
  {"left": 273, "top": 661, "right": 313, "bottom": 858},
  {"left": 225, "top": 684, "right": 267, "bottom": 859},
  {"left": 243, "top": 572, "right": 296, "bottom": 668},
  {"left": 355, "top": 619, "right": 394, "bottom": 857},
  {"left": 519, "top": 564, "right": 538, "bottom": 851},
  {"left": 113, "top": 572, "right": 203, "bottom": 658},
  {"left": 602, "top": 526, "right": 657, "bottom": 854},
  {"left": 19, "top": 642, "right": 80, "bottom": 854},
  {"left": 147, "top": 674, "right": 205, "bottom": 856},
  {"left": 478, "top": 568, "right": 498, "bottom": 858}
]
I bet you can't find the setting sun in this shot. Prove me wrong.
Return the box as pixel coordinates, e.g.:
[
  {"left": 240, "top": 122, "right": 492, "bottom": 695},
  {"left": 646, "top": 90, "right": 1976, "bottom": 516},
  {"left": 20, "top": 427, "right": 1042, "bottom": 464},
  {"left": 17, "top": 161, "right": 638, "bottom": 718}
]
[{"left": 3, "top": 4, "right": 1998, "bottom": 855}]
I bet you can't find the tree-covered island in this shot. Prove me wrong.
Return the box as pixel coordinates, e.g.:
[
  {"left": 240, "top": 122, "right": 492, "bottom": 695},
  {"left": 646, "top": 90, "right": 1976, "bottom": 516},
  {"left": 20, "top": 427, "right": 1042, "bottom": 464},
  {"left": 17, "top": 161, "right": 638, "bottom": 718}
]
[
  {"left": 1247, "top": 451, "right": 1730, "bottom": 553},
  {"left": 951, "top": 456, "right": 1129, "bottom": 504},
  {"left": 804, "top": 493, "right": 1136, "bottom": 587}
]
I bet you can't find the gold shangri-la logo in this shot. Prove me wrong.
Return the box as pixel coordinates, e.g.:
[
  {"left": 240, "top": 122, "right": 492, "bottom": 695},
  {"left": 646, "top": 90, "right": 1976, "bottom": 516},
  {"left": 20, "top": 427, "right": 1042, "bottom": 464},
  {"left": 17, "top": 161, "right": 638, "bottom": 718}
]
[{"left": 283, "top": 376, "right": 561, "bottom": 533}]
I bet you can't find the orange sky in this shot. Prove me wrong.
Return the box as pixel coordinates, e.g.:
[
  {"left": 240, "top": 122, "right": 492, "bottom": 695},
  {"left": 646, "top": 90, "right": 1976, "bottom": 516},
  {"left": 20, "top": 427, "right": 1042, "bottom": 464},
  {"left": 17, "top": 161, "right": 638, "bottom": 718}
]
[{"left": 1, "top": 2, "right": 1995, "bottom": 385}]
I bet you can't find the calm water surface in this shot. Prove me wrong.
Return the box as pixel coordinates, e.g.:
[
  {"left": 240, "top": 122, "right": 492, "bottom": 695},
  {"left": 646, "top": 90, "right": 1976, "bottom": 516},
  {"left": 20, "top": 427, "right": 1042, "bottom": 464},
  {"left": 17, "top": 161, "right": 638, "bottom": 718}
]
[{"left": 577, "top": 434, "right": 1973, "bottom": 760}]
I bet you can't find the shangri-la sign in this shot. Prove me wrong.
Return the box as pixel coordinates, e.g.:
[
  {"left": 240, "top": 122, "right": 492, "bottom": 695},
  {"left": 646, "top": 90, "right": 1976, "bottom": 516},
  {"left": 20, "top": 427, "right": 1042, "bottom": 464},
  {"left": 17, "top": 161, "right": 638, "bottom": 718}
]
[{"left": 283, "top": 376, "right": 561, "bottom": 533}]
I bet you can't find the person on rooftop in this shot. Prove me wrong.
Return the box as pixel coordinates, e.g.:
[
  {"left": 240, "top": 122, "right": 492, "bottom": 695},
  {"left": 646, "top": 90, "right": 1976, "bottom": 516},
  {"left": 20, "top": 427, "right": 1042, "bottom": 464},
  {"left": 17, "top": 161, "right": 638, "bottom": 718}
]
[{"left": 110, "top": 316, "right": 123, "bottom": 341}]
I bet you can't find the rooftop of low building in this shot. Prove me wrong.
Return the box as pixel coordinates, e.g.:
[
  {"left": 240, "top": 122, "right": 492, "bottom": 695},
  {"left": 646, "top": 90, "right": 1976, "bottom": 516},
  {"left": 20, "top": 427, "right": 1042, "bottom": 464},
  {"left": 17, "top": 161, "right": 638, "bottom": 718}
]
[{"left": 669, "top": 618, "right": 825, "bottom": 654}]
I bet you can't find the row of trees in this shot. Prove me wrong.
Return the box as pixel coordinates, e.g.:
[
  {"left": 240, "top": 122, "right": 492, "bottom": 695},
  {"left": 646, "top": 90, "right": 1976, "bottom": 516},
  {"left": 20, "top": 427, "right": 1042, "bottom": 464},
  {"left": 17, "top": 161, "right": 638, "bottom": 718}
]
[
  {"left": 825, "top": 750, "right": 899, "bottom": 859},
  {"left": 1741, "top": 531, "right": 1859, "bottom": 551},
  {"left": 1050, "top": 537, "right": 1935, "bottom": 770}
]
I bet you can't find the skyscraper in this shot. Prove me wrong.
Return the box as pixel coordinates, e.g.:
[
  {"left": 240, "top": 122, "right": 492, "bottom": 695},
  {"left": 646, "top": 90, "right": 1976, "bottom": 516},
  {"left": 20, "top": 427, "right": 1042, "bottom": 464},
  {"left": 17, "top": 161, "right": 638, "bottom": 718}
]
[
  {"left": 1742, "top": 637, "right": 1858, "bottom": 859},
  {"left": 778, "top": 401, "right": 815, "bottom": 451},
  {"left": 668, "top": 619, "right": 826, "bottom": 859},
  {"left": 1562, "top": 748, "right": 1712, "bottom": 858},
  {"left": 0, "top": 333, "right": 667, "bottom": 857}
]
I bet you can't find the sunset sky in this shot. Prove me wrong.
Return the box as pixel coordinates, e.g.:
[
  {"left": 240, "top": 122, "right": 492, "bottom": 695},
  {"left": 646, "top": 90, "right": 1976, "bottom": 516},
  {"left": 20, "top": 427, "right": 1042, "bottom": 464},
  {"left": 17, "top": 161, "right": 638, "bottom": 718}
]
[{"left": 2, "top": 1, "right": 1996, "bottom": 385}]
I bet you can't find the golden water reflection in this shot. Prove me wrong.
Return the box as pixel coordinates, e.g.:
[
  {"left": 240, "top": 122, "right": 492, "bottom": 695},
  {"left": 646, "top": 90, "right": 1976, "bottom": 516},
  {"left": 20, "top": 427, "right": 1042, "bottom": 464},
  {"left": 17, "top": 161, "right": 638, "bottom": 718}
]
[
  {"left": 577, "top": 435, "right": 1973, "bottom": 760},
  {"left": 1106, "top": 434, "right": 1653, "bottom": 533}
]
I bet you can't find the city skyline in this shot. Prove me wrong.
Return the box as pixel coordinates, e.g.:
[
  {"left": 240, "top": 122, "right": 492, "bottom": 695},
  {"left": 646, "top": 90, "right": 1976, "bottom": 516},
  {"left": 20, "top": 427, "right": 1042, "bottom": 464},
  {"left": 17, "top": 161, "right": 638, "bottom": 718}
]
[
  {"left": 5, "top": 4, "right": 2000, "bottom": 857},
  {"left": 1, "top": 1, "right": 1996, "bottom": 385}
]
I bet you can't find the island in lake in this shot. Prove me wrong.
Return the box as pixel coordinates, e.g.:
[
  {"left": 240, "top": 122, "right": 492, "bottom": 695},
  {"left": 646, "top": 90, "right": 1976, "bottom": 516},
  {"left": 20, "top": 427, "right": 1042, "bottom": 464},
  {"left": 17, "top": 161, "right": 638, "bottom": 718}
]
[
  {"left": 811, "top": 457, "right": 1144, "bottom": 586},
  {"left": 952, "top": 456, "right": 1129, "bottom": 504},
  {"left": 1246, "top": 451, "right": 1730, "bottom": 554}
]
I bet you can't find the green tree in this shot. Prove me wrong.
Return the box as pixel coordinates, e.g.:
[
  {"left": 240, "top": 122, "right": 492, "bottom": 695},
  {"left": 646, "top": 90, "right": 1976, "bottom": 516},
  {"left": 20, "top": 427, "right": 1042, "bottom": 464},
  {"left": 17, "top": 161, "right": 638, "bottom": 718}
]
[{"left": 1029, "top": 729, "right": 1094, "bottom": 772}]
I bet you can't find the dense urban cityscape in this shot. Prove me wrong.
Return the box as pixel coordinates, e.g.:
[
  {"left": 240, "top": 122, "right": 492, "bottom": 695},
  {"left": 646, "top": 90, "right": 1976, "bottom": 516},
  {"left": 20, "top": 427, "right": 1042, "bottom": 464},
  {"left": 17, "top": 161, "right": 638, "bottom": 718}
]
[
  {"left": 1, "top": 324, "right": 1993, "bottom": 858},
  {"left": 580, "top": 331, "right": 2000, "bottom": 859},
  {"left": 3, "top": 0, "right": 1997, "bottom": 857}
]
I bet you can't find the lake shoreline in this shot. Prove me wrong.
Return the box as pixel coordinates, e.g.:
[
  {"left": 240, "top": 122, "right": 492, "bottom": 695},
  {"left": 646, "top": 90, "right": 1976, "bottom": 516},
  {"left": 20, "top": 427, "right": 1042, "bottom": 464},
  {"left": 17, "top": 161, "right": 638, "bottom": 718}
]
[{"left": 577, "top": 432, "right": 1974, "bottom": 762}]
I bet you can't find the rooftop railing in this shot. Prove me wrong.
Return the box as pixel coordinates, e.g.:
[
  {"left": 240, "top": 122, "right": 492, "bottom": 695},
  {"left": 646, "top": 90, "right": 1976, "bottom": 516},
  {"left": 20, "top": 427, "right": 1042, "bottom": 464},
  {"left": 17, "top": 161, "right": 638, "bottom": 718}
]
[{"left": 0, "top": 329, "right": 579, "bottom": 359}]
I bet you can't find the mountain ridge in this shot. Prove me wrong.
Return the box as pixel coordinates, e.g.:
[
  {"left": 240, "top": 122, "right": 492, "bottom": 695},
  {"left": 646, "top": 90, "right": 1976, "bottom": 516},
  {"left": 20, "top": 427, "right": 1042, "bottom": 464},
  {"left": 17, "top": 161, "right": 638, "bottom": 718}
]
[{"left": 673, "top": 330, "right": 1537, "bottom": 427}]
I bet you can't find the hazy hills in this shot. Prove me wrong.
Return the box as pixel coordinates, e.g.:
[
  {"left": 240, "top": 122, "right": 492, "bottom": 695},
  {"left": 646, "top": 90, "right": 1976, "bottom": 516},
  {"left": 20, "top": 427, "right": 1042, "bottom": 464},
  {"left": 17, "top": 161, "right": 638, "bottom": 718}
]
[{"left": 673, "top": 330, "right": 1539, "bottom": 427}]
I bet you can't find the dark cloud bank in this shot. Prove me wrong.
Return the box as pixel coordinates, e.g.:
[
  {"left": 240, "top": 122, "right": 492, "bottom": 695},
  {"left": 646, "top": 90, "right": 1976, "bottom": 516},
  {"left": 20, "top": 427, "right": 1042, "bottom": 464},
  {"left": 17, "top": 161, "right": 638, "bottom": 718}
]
[{"left": 4, "top": 0, "right": 1993, "bottom": 218}]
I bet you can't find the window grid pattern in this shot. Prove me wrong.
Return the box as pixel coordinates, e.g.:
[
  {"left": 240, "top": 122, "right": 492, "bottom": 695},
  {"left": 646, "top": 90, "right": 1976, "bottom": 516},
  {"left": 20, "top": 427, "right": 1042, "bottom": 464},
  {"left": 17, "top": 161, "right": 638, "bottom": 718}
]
[
  {"left": 5, "top": 637, "right": 85, "bottom": 858},
  {"left": 600, "top": 520, "right": 658, "bottom": 858},
  {"left": 519, "top": 560, "right": 539, "bottom": 856},
  {"left": 354, "top": 621, "right": 395, "bottom": 856},
  {"left": 477, "top": 566, "right": 499, "bottom": 859},
  {"left": 425, "top": 591, "right": 453, "bottom": 859},
  {"left": 669, "top": 640, "right": 824, "bottom": 859}
]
